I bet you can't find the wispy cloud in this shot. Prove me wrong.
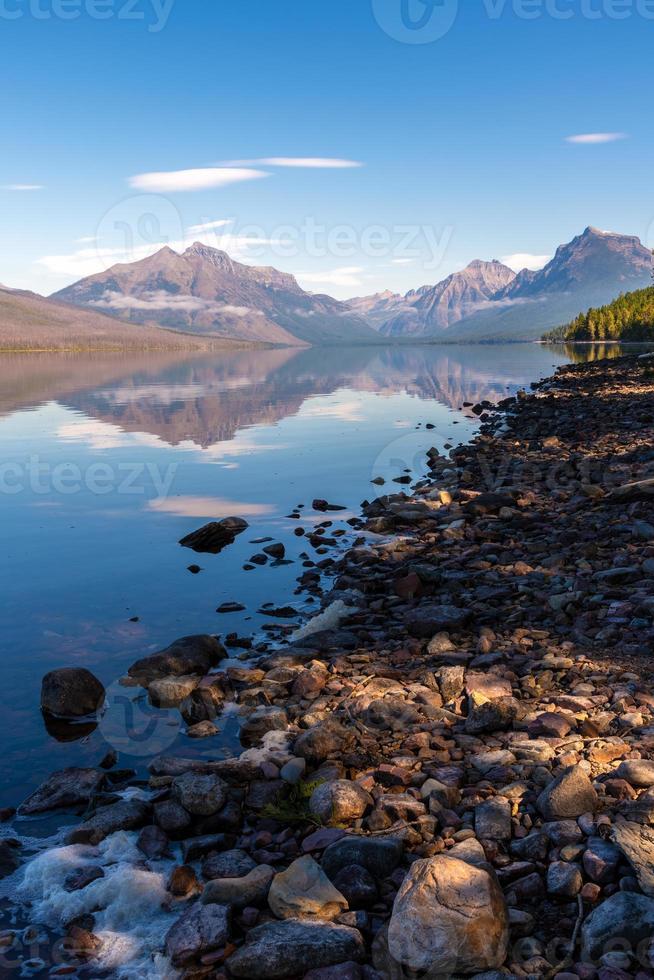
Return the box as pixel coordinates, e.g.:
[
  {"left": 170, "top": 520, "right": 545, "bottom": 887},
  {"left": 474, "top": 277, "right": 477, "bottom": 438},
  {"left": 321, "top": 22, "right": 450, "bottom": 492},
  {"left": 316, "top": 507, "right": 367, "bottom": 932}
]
[
  {"left": 1, "top": 184, "right": 44, "bottom": 191},
  {"left": 502, "top": 252, "right": 551, "bottom": 272},
  {"left": 187, "top": 218, "right": 234, "bottom": 235},
  {"left": 222, "top": 157, "right": 363, "bottom": 169},
  {"left": 128, "top": 167, "right": 269, "bottom": 193},
  {"left": 565, "top": 133, "right": 627, "bottom": 145},
  {"left": 297, "top": 266, "right": 365, "bottom": 288}
]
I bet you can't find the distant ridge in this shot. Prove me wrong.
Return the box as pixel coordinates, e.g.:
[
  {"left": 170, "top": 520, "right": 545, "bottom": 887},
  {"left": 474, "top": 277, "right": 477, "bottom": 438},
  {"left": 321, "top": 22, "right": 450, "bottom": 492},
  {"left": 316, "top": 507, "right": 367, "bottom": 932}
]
[
  {"left": 372, "top": 260, "right": 516, "bottom": 336},
  {"left": 348, "top": 227, "right": 653, "bottom": 342},
  {"left": 0, "top": 286, "right": 226, "bottom": 351}
]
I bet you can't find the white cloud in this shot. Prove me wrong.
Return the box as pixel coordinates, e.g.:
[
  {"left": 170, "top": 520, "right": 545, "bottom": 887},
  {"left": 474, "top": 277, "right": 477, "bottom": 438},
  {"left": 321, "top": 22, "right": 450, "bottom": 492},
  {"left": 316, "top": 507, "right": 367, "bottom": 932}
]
[
  {"left": 501, "top": 252, "right": 551, "bottom": 272},
  {"left": 256, "top": 157, "right": 362, "bottom": 169},
  {"left": 391, "top": 258, "right": 413, "bottom": 265},
  {"left": 128, "top": 167, "right": 269, "bottom": 193},
  {"left": 565, "top": 133, "right": 627, "bottom": 145},
  {"left": 297, "top": 266, "right": 365, "bottom": 288},
  {"left": 187, "top": 218, "right": 234, "bottom": 235},
  {"left": 222, "top": 157, "right": 363, "bottom": 169},
  {"left": 1, "top": 184, "right": 44, "bottom": 191}
]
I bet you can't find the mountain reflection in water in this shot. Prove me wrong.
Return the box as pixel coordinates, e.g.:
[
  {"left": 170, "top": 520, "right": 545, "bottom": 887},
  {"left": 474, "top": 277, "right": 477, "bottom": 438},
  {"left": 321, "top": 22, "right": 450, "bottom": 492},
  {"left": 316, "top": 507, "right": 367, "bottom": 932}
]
[{"left": 0, "top": 343, "right": 576, "bottom": 447}]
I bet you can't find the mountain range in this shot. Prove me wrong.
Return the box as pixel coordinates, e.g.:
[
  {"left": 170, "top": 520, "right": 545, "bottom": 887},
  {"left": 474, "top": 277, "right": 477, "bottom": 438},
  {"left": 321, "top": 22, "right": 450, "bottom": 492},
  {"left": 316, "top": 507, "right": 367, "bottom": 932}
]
[
  {"left": 348, "top": 259, "right": 517, "bottom": 335},
  {"left": 52, "top": 243, "right": 376, "bottom": 346},
  {"left": 347, "top": 227, "right": 652, "bottom": 340},
  {"left": 2, "top": 226, "right": 651, "bottom": 350}
]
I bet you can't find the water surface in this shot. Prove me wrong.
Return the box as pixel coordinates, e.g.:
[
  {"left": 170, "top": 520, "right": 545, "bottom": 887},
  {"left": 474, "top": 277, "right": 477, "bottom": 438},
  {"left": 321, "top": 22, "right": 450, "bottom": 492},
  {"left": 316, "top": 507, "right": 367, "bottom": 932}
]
[{"left": 0, "top": 343, "right": 586, "bottom": 803}]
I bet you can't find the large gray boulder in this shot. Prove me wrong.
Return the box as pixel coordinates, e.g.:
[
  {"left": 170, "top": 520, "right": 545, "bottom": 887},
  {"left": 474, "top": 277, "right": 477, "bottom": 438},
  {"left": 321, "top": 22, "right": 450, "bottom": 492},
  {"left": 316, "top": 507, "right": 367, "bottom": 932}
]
[
  {"left": 172, "top": 771, "right": 227, "bottom": 817},
  {"left": 165, "top": 900, "right": 231, "bottom": 967},
  {"left": 294, "top": 721, "right": 349, "bottom": 763},
  {"left": 226, "top": 918, "right": 365, "bottom": 978},
  {"left": 581, "top": 891, "right": 654, "bottom": 962},
  {"left": 41, "top": 668, "right": 105, "bottom": 718},
  {"left": 309, "top": 781, "right": 372, "bottom": 825},
  {"left": 537, "top": 765, "right": 598, "bottom": 820},
  {"left": 387, "top": 855, "right": 509, "bottom": 975},
  {"left": 128, "top": 635, "right": 225, "bottom": 685},
  {"left": 612, "top": 760, "right": 654, "bottom": 788}
]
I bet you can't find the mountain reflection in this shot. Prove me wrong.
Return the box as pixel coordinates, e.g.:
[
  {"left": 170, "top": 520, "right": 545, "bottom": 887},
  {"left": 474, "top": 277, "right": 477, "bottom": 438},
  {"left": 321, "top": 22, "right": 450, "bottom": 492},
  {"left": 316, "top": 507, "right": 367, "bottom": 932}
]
[{"left": 0, "top": 344, "right": 572, "bottom": 448}]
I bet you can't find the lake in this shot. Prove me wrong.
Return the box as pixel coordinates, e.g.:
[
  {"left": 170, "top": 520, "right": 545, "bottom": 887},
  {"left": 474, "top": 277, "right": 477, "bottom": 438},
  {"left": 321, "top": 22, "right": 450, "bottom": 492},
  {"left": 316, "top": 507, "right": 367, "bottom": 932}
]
[{"left": 0, "top": 342, "right": 603, "bottom": 805}]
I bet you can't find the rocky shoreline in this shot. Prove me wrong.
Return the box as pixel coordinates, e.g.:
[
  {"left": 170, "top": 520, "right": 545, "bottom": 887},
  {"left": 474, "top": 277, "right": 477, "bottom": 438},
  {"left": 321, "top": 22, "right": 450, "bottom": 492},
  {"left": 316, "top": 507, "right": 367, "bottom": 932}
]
[{"left": 7, "top": 352, "right": 654, "bottom": 978}]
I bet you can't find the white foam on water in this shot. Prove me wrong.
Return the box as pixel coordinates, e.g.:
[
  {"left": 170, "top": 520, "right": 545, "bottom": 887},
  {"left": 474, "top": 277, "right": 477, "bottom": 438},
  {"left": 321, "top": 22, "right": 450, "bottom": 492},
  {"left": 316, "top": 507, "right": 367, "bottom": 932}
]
[
  {"left": 289, "top": 599, "right": 353, "bottom": 643},
  {"left": 13, "top": 830, "right": 181, "bottom": 978}
]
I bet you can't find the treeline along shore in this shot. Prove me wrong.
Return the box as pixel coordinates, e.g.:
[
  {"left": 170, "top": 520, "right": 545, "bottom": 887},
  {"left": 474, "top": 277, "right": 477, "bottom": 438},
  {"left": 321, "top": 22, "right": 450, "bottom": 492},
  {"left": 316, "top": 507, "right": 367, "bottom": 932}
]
[{"left": 9, "top": 353, "right": 654, "bottom": 977}]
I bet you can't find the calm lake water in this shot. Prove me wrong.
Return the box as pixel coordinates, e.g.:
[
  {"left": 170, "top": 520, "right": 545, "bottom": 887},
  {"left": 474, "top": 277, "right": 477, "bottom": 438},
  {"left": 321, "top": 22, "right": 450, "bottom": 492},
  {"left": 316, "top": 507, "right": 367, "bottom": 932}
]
[{"left": 0, "top": 342, "right": 608, "bottom": 805}]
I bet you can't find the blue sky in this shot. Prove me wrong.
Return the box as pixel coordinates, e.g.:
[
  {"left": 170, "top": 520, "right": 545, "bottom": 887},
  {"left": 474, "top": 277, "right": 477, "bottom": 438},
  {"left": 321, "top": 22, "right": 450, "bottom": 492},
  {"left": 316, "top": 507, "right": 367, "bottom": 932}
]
[{"left": 1, "top": 0, "right": 652, "bottom": 298}]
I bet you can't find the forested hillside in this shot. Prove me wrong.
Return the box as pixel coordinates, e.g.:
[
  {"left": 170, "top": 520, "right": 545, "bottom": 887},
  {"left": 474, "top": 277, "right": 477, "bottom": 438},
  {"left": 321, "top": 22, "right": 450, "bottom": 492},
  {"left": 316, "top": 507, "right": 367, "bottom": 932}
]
[{"left": 544, "top": 283, "right": 654, "bottom": 342}]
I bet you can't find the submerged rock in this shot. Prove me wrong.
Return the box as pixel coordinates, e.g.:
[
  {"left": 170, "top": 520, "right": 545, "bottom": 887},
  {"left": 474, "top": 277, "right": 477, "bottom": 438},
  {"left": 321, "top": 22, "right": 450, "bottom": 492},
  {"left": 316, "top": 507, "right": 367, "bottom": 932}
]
[
  {"left": 41, "top": 668, "right": 105, "bottom": 719},
  {"left": 18, "top": 768, "right": 104, "bottom": 815},
  {"left": 128, "top": 634, "right": 225, "bottom": 684},
  {"left": 179, "top": 517, "right": 248, "bottom": 555}
]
